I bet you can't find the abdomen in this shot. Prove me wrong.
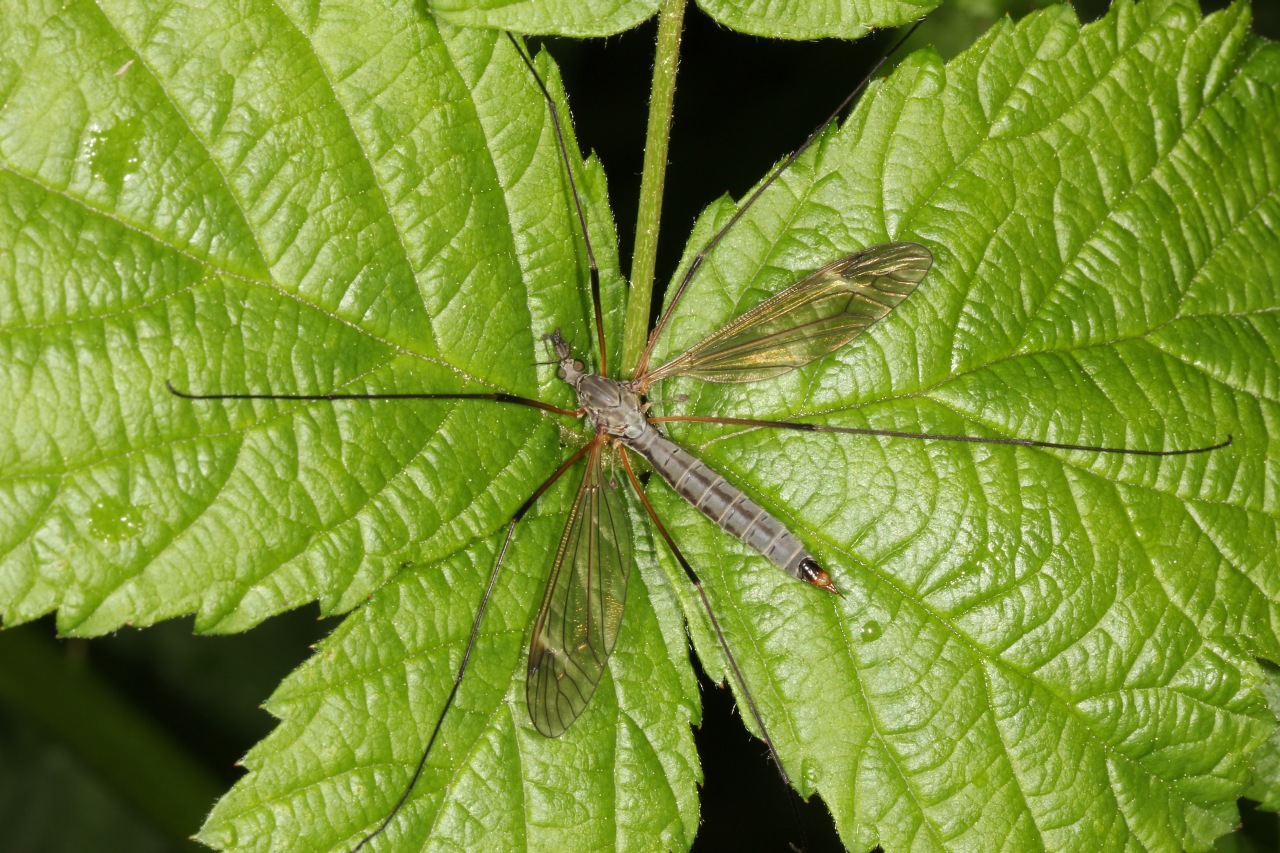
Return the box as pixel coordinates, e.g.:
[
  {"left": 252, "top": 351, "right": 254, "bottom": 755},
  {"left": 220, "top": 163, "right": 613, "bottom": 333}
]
[{"left": 625, "top": 426, "right": 814, "bottom": 580}]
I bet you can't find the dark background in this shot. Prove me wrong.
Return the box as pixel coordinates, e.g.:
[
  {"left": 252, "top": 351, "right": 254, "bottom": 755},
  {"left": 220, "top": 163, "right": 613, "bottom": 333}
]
[{"left": 3, "top": 3, "right": 1279, "bottom": 851}]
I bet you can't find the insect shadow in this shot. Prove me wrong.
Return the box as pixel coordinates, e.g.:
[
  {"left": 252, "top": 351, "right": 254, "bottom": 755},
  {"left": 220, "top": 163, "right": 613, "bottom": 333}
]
[{"left": 170, "top": 21, "right": 1230, "bottom": 853}]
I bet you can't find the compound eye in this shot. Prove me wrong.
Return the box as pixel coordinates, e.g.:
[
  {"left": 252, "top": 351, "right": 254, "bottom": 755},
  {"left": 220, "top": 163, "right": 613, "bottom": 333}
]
[
  {"left": 557, "top": 366, "right": 567, "bottom": 380},
  {"left": 573, "top": 360, "right": 585, "bottom": 372}
]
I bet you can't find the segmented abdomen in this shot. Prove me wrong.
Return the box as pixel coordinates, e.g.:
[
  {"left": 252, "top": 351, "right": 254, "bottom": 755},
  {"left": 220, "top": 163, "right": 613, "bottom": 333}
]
[{"left": 625, "top": 425, "right": 811, "bottom": 579}]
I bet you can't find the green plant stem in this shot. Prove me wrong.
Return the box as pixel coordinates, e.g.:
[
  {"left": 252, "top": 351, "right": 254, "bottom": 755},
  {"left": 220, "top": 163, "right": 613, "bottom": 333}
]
[
  {"left": 0, "top": 624, "right": 220, "bottom": 848},
  {"left": 621, "top": 0, "right": 687, "bottom": 378}
]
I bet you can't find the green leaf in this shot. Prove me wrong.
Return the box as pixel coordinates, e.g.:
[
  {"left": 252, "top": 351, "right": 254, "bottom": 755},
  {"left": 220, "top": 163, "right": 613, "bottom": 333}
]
[
  {"left": 1248, "top": 661, "right": 1280, "bottom": 810},
  {"left": 0, "top": 6, "right": 598, "bottom": 636},
  {"left": 426, "top": 0, "right": 945, "bottom": 37},
  {"left": 422, "top": 0, "right": 942, "bottom": 37},
  {"left": 697, "top": 0, "right": 940, "bottom": 38},
  {"left": 430, "top": 0, "right": 659, "bottom": 37},
  {"left": 2, "top": 6, "right": 687, "bottom": 849},
  {"left": 2, "top": 2, "right": 1277, "bottom": 853},
  {"left": 652, "top": 0, "right": 1280, "bottom": 849}
]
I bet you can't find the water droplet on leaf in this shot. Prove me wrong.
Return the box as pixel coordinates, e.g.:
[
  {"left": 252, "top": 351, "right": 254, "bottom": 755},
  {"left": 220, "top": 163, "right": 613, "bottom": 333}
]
[
  {"left": 88, "top": 498, "right": 143, "bottom": 543},
  {"left": 860, "top": 620, "right": 883, "bottom": 642},
  {"left": 85, "top": 118, "right": 143, "bottom": 189},
  {"left": 800, "top": 757, "right": 823, "bottom": 795}
]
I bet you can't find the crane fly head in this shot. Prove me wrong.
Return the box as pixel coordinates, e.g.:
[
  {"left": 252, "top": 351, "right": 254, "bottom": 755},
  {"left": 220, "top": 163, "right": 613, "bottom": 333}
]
[{"left": 544, "top": 328, "right": 587, "bottom": 385}]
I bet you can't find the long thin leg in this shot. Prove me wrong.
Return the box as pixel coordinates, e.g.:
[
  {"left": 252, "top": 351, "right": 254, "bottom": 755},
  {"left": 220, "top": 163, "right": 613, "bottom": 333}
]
[
  {"left": 618, "top": 450, "right": 811, "bottom": 853},
  {"left": 506, "top": 33, "right": 609, "bottom": 377},
  {"left": 351, "top": 441, "right": 595, "bottom": 852},
  {"left": 635, "top": 20, "right": 925, "bottom": 378},
  {"left": 650, "top": 414, "right": 1233, "bottom": 456},
  {"left": 167, "top": 379, "right": 583, "bottom": 418}
]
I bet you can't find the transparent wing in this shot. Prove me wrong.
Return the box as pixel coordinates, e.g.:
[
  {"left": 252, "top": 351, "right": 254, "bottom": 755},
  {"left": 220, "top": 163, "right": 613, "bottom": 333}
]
[
  {"left": 645, "top": 241, "right": 933, "bottom": 385},
  {"left": 527, "top": 441, "right": 633, "bottom": 738}
]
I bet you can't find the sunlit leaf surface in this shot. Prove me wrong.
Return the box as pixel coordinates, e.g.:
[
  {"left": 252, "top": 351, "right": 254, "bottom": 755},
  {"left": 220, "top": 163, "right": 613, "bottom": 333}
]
[{"left": 698, "top": 0, "right": 939, "bottom": 38}]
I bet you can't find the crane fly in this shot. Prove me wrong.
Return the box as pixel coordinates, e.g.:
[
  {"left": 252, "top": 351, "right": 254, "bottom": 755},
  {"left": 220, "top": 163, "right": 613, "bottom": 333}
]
[{"left": 169, "top": 24, "right": 1230, "bottom": 853}]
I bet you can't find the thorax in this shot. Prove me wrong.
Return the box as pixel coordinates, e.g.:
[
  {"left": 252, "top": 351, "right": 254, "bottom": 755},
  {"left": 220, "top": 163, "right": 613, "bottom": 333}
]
[
  {"left": 574, "top": 374, "right": 649, "bottom": 442},
  {"left": 546, "top": 330, "right": 650, "bottom": 443}
]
